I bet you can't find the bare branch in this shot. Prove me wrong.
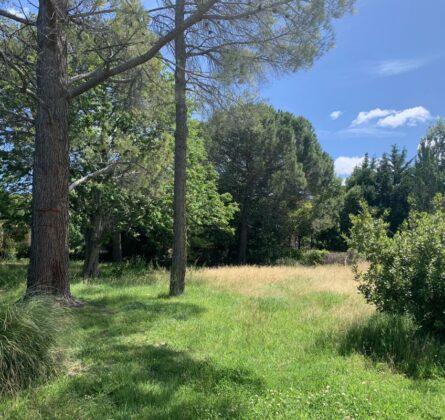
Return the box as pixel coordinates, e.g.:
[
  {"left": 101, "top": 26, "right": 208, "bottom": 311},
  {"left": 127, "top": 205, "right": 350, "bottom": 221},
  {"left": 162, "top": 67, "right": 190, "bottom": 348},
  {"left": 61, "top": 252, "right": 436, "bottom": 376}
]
[{"left": 0, "top": 8, "right": 35, "bottom": 25}]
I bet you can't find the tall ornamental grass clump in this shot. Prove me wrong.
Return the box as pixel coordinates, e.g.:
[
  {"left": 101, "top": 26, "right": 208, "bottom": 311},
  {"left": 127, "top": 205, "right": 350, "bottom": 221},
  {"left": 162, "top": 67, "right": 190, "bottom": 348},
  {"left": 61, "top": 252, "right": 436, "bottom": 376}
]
[
  {"left": 348, "top": 197, "right": 445, "bottom": 333},
  {"left": 0, "top": 297, "right": 69, "bottom": 394}
]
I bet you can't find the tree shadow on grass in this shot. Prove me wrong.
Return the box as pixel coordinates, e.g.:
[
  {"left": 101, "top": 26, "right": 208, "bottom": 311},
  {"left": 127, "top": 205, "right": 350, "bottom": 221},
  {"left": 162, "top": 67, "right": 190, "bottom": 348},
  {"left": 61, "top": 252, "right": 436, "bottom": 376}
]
[
  {"left": 48, "top": 296, "right": 264, "bottom": 419},
  {"left": 338, "top": 313, "right": 445, "bottom": 379},
  {"left": 62, "top": 343, "right": 264, "bottom": 419},
  {"left": 74, "top": 295, "right": 206, "bottom": 341}
]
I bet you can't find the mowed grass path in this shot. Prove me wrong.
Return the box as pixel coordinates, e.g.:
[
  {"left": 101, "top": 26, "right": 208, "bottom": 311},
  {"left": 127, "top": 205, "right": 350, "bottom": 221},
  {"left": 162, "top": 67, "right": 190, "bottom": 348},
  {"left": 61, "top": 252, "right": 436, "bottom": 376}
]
[{"left": 1, "top": 262, "right": 445, "bottom": 419}]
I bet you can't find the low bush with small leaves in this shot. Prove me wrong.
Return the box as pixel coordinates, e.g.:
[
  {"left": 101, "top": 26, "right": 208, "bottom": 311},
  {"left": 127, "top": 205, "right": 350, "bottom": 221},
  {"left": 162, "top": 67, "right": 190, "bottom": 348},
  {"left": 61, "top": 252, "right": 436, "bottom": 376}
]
[
  {"left": 299, "top": 249, "right": 329, "bottom": 266},
  {"left": 348, "top": 197, "right": 445, "bottom": 332},
  {"left": 276, "top": 250, "right": 331, "bottom": 266},
  {"left": 0, "top": 298, "right": 69, "bottom": 394}
]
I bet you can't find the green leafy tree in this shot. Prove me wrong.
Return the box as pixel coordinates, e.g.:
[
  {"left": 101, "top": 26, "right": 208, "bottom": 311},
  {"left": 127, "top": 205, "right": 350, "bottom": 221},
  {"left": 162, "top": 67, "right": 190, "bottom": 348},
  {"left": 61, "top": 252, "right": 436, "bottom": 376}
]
[{"left": 206, "top": 103, "right": 339, "bottom": 263}]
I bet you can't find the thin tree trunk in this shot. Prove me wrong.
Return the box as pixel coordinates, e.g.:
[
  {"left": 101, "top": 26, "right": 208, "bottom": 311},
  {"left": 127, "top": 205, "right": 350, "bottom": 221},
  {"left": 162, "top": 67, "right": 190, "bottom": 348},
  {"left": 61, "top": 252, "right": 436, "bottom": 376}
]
[
  {"left": 238, "top": 211, "right": 248, "bottom": 264},
  {"left": 82, "top": 189, "right": 104, "bottom": 278},
  {"left": 82, "top": 229, "right": 101, "bottom": 278},
  {"left": 112, "top": 231, "right": 123, "bottom": 262},
  {"left": 170, "top": 0, "right": 187, "bottom": 297},
  {"left": 26, "top": 0, "right": 77, "bottom": 303}
]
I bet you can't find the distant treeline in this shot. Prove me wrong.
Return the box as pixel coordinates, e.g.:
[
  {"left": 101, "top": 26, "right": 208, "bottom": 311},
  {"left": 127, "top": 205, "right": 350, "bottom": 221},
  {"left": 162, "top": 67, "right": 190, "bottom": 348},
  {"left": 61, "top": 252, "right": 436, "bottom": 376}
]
[{"left": 1, "top": 101, "right": 444, "bottom": 270}]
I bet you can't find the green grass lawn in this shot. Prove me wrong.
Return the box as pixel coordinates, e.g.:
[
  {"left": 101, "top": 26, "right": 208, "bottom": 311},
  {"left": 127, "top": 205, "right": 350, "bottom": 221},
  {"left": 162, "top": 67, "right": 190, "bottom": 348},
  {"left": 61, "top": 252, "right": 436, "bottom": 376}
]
[{"left": 1, "top": 262, "right": 445, "bottom": 419}]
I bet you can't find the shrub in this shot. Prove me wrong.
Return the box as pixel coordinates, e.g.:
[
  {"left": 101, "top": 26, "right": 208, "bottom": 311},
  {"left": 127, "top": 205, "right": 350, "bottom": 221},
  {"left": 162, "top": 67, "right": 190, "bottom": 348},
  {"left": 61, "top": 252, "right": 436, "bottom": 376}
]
[
  {"left": 348, "top": 199, "right": 445, "bottom": 332},
  {"left": 275, "top": 257, "right": 300, "bottom": 266},
  {"left": 275, "top": 250, "right": 331, "bottom": 266},
  {"left": 0, "top": 298, "right": 69, "bottom": 394},
  {"left": 299, "top": 249, "right": 329, "bottom": 266}
]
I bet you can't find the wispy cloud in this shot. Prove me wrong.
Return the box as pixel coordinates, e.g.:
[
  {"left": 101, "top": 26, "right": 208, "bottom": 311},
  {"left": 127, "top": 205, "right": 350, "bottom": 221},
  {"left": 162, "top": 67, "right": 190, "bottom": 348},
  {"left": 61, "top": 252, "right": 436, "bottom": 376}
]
[
  {"left": 334, "top": 156, "right": 364, "bottom": 177},
  {"left": 318, "top": 127, "right": 404, "bottom": 140},
  {"left": 352, "top": 108, "right": 394, "bottom": 126},
  {"left": 369, "top": 58, "right": 431, "bottom": 77},
  {"left": 330, "top": 110, "right": 342, "bottom": 120},
  {"left": 377, "top": 106, "right": 431, "bottom": 128},
  {"left": 352, "top": 106, "right": 432, "bottom": 129},
  {"left": 343, "top": 127, "right": 404, "bottom": 138}
]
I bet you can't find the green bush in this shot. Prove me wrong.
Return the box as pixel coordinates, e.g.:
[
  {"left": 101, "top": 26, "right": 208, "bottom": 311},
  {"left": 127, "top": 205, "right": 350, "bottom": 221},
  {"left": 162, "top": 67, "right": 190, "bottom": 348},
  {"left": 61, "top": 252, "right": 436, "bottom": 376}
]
[
  {"left": 0, "top": 298, "right": 69, "bottom": 394},
  {"left": 275, "top": 250, "right": 330, "bottom": 266},
  {"left": 348, "top": 198, "right": 445, "bottom": 332},
  {"left": 300, "top": 249, "right": 329, "bottom": 266}
]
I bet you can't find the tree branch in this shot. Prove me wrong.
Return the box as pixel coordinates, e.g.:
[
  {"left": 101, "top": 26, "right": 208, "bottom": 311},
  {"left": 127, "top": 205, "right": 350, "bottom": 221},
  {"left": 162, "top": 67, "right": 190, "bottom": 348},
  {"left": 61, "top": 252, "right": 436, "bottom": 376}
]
[
  {"left": 69, "top": 163, "right": 119, "bottom": 191},
  {"left": 0, "top": 9, "right": 35, "bottom": 25},
  {"left": 69, "top": 0, "right": 218, "bottom": 98}
]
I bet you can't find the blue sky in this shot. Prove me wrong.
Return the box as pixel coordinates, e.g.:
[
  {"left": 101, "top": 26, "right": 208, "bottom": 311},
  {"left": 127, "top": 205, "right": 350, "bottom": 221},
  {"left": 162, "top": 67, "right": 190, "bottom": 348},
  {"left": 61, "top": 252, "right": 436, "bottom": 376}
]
[{"left": 261, "top": 0, "right": 445, "bottom": 177}]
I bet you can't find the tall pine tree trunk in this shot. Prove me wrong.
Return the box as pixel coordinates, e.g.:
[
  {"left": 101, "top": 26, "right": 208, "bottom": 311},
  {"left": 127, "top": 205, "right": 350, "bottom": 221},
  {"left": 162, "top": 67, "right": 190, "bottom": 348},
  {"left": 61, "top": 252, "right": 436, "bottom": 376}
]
[
  {"left": 26, "top": 0, "right": 76, "bottom": 303},
  {"left": 170, "top": 0, "right": 187, "bottom": 296}
]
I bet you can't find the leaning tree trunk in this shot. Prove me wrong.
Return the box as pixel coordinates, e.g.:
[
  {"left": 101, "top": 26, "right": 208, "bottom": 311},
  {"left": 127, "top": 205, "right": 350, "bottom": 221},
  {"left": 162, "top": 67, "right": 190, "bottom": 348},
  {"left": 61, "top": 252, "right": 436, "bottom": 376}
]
[
  {"left": 169, "top": 0, "right": 188, "bottom": 297},
  {"left": 27, "top": 0, "right": 76, "bottom": 303},
  {"left": 112, "top": 232, "right": 123, "bottom": 262}
]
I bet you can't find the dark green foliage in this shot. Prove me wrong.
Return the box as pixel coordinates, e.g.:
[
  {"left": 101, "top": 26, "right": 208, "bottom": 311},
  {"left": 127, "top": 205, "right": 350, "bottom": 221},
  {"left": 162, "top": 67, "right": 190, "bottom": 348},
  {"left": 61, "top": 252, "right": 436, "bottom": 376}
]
[
  {"left": 341, "top": 147, "right": 412, "bottom": 235},
  {"left": 412, "top": 121, "right": 445, "bottom": 212},
  {"left": 348, "top": 198, "right": 445, "bottom": 332},
  {"left": 341, "top": 313, "right": 445, "bottom": 378},
  {"left": 0, "top": 298, "right": 69, "bottom": 394},
  {"left": 0, "top": 189, "right": 30, "bottom": 259},
  {"left": 206, "top": 103, "right": 340, "bottom": 264}
]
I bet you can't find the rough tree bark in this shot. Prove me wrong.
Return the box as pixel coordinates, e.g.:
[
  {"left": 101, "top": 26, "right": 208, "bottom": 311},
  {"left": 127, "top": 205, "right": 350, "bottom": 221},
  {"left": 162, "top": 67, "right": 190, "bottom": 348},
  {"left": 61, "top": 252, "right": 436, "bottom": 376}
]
[
  {"left": 169, "top": 0, "right": 188, "bottom": 296},
  {"left": 26, "top": 0, "right": 79, "bottom": 303},
  {"left": 112, "top": 232, "right": 123, "bottom": 262}
]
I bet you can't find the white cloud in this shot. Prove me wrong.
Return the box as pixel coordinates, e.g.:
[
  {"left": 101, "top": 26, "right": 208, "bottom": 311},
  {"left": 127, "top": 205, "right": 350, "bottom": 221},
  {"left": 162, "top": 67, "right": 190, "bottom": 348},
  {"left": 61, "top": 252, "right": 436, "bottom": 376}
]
[
  {"left": 330, "top": 111, "right": 342, "bottom": 120},
  {"left": 377, "top": 106, "right": 432, "bottom": 128},
  {"left": 352, "top": 106, "right": 432, "bottom": 129},
  {"left": 370, "top": 58, "right": 430, "bottom": 77},
  {"left": 352, "top": 108, "right": 394, "bottom": 126},
  {"left": 334, "top": 156, "right": 364, "bottom": 177}
]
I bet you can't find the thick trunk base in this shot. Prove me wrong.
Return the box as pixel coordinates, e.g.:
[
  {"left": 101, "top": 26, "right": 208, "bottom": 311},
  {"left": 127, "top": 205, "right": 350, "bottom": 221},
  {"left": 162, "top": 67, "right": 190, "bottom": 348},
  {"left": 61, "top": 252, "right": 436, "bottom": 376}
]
[{"left": 22, "top": 289, "right": 84, "bottom": 307}]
